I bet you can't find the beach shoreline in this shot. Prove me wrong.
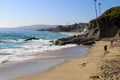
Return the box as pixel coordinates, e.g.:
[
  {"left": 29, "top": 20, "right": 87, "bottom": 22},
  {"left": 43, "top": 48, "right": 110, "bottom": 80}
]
[
  {"left": 60, "top": 32, "right": 84, "bottom": 36},
  {"left": 0, "top": 45, "right": 88, "bottom": 80},
  {"left": 11, "top": 41, "right": 120, "bottom": 80}
]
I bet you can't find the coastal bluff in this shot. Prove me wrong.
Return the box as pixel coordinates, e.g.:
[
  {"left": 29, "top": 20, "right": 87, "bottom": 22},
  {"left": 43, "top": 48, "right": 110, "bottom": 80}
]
[
  {"left": 55, "top": 6, "right": 120, "bottom": 45},
  {"left": 88, "top": 6, "right": 120, "bottom": 39}
]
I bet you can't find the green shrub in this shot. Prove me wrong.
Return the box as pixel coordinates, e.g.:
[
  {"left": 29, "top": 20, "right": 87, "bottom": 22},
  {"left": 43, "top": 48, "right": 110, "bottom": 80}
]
[{"left": 102, "top": 6, "right": 120, "bottom": 18}]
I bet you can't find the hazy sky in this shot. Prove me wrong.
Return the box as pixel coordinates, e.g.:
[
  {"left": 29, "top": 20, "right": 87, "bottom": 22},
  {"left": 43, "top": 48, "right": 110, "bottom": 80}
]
[{"left": 0, "top": 0, "right": 120, "bottom": 28}]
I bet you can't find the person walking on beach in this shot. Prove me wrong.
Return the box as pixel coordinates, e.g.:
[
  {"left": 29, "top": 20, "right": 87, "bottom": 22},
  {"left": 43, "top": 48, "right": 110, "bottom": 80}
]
[
  {"left": 110, "top": 39, "right": 114, "bottom": 48},
  {"left": 104, "top": 45, "right": 107, "bottom": 55}
]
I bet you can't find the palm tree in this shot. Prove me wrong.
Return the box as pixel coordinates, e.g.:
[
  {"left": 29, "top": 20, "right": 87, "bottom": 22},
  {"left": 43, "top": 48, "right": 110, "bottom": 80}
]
[
  {"left": 98, "top": 3, "right": 101, "bottom": 16},
  {"left": 94, "top": 0, "right": 98, "bottom": 18}
]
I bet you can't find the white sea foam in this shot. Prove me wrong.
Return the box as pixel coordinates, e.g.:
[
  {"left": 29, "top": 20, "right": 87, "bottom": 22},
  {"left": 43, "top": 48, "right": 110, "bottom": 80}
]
[
  {"left": 0, "top": 39, "right": 25, "bottom": 43},
  {"left": 0, "top": 39, "right": 77, "bottom": 63}
]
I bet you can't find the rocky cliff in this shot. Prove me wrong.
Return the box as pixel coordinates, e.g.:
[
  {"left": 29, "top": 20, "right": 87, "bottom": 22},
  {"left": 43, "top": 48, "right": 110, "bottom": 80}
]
[
  {"left": 54, "top": 6, "right": 120, "bottom": 45},
  {"left": 88, "top": 6, "right": 120, "bottom": 39},
  {"left": 38, "top": 23, "right": 88, "bottom": 32}
]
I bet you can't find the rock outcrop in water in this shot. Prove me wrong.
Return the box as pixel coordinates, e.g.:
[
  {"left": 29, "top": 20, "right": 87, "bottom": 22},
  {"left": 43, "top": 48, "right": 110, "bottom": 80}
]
[
  {"left": 38, "top": 23, "right": 88, "bottom": 32},
  {"left": 24, "top": 37, "right": 39, "bottom": 41},
  {"left": 55, "top": 35, "right": 95, "bottom": 45}
]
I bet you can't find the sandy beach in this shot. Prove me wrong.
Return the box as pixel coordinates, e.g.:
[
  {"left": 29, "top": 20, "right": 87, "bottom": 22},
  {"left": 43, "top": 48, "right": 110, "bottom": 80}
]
[
  {"left": 0, "top": 46, "right": 88, "bottom": 80},
  {"left": 11, "top": 41, "right": 120, "bottom": 80}
]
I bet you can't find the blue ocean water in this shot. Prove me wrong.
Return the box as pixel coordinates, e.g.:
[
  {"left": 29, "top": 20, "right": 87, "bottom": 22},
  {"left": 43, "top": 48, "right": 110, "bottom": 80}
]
[
  {"left": 0, "top": 28, "right": 76, "bottom": 63},
  {"left": 0, "top": 28, "right": 70, "bottom": 49}
]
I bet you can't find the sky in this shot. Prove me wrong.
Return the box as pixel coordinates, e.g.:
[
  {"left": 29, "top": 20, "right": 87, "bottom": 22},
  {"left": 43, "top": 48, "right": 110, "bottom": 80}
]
[{"left": 0, "top": 0, "right": 120, "bottom": 28}]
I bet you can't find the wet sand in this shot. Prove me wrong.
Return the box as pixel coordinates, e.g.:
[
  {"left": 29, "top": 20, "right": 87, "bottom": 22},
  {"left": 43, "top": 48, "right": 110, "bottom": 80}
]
[
  {"left": 0, "top": 46, "right": 88, "bottom": 80},
  {"left": 11, "top": 41, "right": 120, "bottom": 80}
]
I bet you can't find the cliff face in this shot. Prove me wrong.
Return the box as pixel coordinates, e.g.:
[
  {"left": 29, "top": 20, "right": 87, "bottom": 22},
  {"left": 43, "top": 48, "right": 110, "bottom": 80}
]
[
  {"left": 55, "top": 23, "right": 87, "bottom": 32},
  {"left": 88, "top": 6, "right": 120, "bottom": 39}
]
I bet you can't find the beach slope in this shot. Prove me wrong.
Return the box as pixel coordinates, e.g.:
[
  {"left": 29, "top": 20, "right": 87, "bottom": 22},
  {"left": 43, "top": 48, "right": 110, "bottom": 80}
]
[{"left": 11, "top": 41, "right": 120, "bottom": 80}]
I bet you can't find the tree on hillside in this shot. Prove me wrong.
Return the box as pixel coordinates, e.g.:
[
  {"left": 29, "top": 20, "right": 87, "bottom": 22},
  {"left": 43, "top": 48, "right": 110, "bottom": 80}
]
[
  {"left": 98, "top": 3, "right": 102, "bottom": 16},
  {"left": 94, "top": 0, "right": 98, "bottom": 18}
]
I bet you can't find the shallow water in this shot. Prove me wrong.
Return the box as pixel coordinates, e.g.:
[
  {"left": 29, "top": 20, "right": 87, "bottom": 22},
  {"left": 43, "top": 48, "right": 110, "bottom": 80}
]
[
  {"left": 0, "top": 28, "right": 75, "bottom": 63},
  {"left": 0, "top": 46, "right": 88, "bottom": 80}
]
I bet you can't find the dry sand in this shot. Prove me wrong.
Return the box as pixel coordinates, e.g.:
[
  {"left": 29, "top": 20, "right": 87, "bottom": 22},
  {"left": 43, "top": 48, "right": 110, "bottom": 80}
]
[{"left": 11, "top": 41, "right": 120, "bottom": 80}]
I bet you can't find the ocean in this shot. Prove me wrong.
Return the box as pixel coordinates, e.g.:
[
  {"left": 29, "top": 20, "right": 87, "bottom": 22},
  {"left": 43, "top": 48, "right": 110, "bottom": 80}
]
[{"left": 0, "top": 28, "right": 76, "bottom": 63}]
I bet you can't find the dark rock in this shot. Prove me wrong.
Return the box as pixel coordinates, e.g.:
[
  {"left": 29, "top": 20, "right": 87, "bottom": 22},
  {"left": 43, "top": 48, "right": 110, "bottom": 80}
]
[
  {"left": 83, "top": 41, "right": 95, "bottom": 45},
  {"left": 49, "top": 40, "right": 54, "bottom": 46},
  {"left": 1, "top": 60, "right": 8, "bottom": 63},
  {"left": 49, "top": 40, "right": 54, "bottom": 43},
  {"left": 55, "top": 35, "right": 96, "bottom": 45},
  {"left": 89, "top": 75, "right": 100, "bottom": 79},
  {"left": 25, "top": 37, "right": 39, "bottom": 41}
]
